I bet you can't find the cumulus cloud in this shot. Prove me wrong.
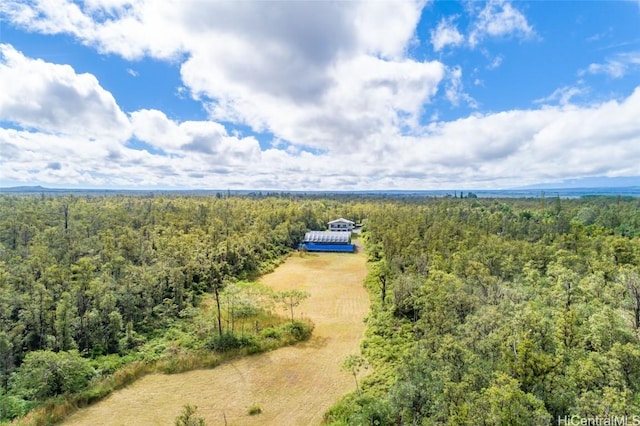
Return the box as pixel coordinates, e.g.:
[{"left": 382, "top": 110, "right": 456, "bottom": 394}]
[
  {"left": 0, "top": 0, "right": 186, "bottom": 60},
  {"left": 431, "top": 17, "right": 465, "bottom": 52},
  {"left": 1, "top": 1, "right": 638, "bottom": 190},
  {"left": 4, "top": 83, "right": 639, "bottom": 190},
  {"left": 404, "top": 87, "right": 640, "bottom": 187},
  {"left": 1, "top": 0, "right": 435, "bottom": 155},
  {"left": 131, "top": 109, "right": 261, "bottom": 163},
  {"left": 469, "top": 0, "right": 535, "bottom": 47},
  {"left": 0, "top": 44, "right": 130, "bottom": 140}
]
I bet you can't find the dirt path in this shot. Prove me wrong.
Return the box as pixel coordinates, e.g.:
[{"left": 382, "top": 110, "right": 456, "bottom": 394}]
[{"left": 62, "top": 252, "right": 369, "bottom": 426}]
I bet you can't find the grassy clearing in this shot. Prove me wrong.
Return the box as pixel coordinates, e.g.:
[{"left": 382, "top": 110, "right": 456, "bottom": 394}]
[
  {"left": 60, "top": 251, "right": 369, "bottom": 426},
  {"left": 13, "top": 320, "right": 312, "bottom": 426},
  {"left": 11, "top": 274, "right": 314, "bottom": 426}
]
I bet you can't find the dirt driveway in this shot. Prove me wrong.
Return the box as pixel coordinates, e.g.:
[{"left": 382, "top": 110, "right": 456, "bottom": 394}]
[{"left": 62, "top": 251, "right": 369, "bottom": 426}]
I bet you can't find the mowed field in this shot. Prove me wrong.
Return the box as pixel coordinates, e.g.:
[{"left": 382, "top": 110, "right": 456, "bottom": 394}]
[{"left": 62, "top": 251, "right": 369, "bottom": 426}]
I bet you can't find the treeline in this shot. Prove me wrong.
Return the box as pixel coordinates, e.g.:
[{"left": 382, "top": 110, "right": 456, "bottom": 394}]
[
  {"left": 0, "top": 194, "right": 365, "bottom": 421},
  {"left": 327, "top": 196, "right": 640, "bottom": 425},
  {"left": 2, "top": 194, "right": 640, "bottom": 425}
]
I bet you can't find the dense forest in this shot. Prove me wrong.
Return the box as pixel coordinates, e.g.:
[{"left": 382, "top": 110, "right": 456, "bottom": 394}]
[
  {"left": 1, "top": 193, "right": 639, "bottom": 425},
  {"left": 327, "top": 196, "right": 640, "bottom": 425},
  {"left": 0, "top": 194, "right": 365, "bottom": 422}
]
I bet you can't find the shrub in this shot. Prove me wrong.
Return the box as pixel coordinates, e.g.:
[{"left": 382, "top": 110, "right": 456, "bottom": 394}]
[
  {"left": 247, "top": 405, "right": 262, "bottom": 415},
  {"left": 260, "top": 327, "right": 281, "bottom": 339},
  {"left": 0, "top": 391, "right": 29, "bottom": 421},
  {"left": 175, "top": 404, "right": 205, "bottom": 426},
  {"left": 206, "top": 332, "right": 257, "bottom": 352},
  {"left": 10, "top": 350, "right": 95, "bottom": 401},
  {"left": 324, "top": 394, "right": 393, "bottom": 426},
  {"left": 280, "top": 320, "right": 313, "bottom": 341}
]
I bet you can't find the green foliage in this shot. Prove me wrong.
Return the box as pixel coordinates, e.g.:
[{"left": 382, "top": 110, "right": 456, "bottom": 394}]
[
  {"left": 0, "top": 194, "right": 365, "bottom": 421},
  {"left": 2, "top": 194, "right": 640, "bottom": 424},
  {"left": 206, "top": 332, "right": 257, "bottom": 352},
  {"left": 324, "top": 393, "right": 393, "bottom": 426},
  {"left": 11, "top": 350, "right": 95, "bottom": 401},
  {"left": 342, "top": 354, "right": 369, "bottom": 393},
  {"left": 175, "top": 404, "right": 206, "bottom": 426},
  {"left": 327, "top": 196, "right": 640, "bottom": 425},
  {"left": 247, "top": 405, "right": 262, "bottom": 415},
  {"left": 275, "top": 289, "right": 310, "bottom": 322},
  {"left": 260, "top": 327, "right": 281, "bottom": 339},
  {"left": 279, "top": 320, "right": 313, "bottom": 341},
  {"left": 0, "top": 389, "right": 29, "bottom": 421},
  {"left": 472, "top": 373, "right": 551, "bottom": 425}
]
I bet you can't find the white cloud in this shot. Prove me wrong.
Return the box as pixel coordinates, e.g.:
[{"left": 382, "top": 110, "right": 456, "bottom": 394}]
[
  {"left": 487, "top": 55, "right": 503, "bottom": 70},
  {"left": 586, "top": 62, "right": 626, "bottom": 79},
  {"left": 4, "top": 83, "right": 639, "bottom": 190},
  {"left": 469, "top": 0, "right": 535, "bottom": 47},
  {"left": 534, "top": 85, "right": 588, "bottom": 106},
  {"left": 1, "top": 2, "right": 639, "bottom": 190},
  {"left": 1, "top": 0, "right": 438, "bottom": 154},
  {"left": 431, "top": 17, "right": 464, "bottom": 52},
  {"left": 582, "top": 51, "right": 640, "bottom": 79},
  {"left": 172, "top": 1, "right": 443, "bottom": 152},
  {"left": 444, "top": 66, "right": 477, "bottom": 108},
  {"left": 130, "top": 109, "right": 261, "bottom": 164},
  {"left": 0, "top": 44, "right": 130, "bottom": 140},
  {"left": 354, "top": 0, "right": 425, "bottom": 59},
  {"left": 405, "top": 87, "right": 640, "bottom": 187}
]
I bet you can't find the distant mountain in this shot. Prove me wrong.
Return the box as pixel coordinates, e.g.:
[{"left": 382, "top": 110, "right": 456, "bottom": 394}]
[
  {"left": 1, "top": 181, "right": 639, "bottom": 198},
  {"left": 515, "top": 176, "right": 640, "bottom": 190},
  {"left": 0, "top": 185, "right": 51, "bottom": 193}
]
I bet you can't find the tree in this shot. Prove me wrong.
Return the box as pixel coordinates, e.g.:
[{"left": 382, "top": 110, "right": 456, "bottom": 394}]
[
  {"left": 370, "top": 260, "right": 389, "bottom": 305},
  {"left": 208, "top": 261, "right": 228, "bottom": 337},
  {"left": 619, "top": 267, "right": 640, "bottom": 330},
  {"left": 0, "top": 332, "right": 13, "bottom": 392},
  {"left": 275, "top": 289, "right": 309, "bottom": 322},
  {"left": 342, "top": 354, "right": 368, "bottom": 394},
  {"left": 473, "top": 373, "right": 551, "bottom": 425},
  {"left": 54, "top": 292, "right": 77, "bottom": 351}
]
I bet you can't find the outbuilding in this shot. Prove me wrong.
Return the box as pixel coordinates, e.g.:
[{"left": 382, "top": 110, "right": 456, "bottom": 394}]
[{"left": 300, "top": 230, "right": 355, "bottom": 253}]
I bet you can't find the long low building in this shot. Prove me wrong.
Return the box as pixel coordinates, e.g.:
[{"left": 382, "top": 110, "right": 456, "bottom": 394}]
[{"left": 300, "top": 230, "right": 356, "bottom": 252}]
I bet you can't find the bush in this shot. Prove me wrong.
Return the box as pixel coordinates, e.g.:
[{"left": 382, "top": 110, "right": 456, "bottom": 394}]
[
  {"left": 280, "top": 320, "right": 313, "bottom": 341},
  {"left": 0, "top": 391, "right": 29, "bottom": 421},
  {"left": 260, "top": 327, "right": 281, "bottom": 339},
  {"left": 247, "top": 405, "right": 262, "bottom": 415},
  {"left": 175, "top": 404, "right": 205, "bottom": 426},
  {"left": 11, "top": 350, "right": 95, "bottom": 401},
  {"left": 324, "top": 394, "right": 393, "bottom": 426},
  {"left": 91, "top": 353, "right": 139, "bottom": 376},
  {"left": 206, "top": 332, "right": 257, "bottom": 352}
]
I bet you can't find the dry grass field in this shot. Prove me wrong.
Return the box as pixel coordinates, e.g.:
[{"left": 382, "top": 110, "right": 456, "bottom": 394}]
[{"left": 62, "top": 251, "right": 369, "bottom": 426}]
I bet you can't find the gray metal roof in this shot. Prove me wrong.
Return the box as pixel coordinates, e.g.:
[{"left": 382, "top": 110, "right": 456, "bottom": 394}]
[
  {"left": 303, "top": 231, "right": 351, "bottom": 244},
  {"left": 328, "top": 218, "right": 354, "bottom": 224}
]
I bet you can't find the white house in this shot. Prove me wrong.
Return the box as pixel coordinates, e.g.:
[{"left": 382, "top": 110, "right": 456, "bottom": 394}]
[{"left": 328, "top": 218, "right": 354, "bottom": 232}]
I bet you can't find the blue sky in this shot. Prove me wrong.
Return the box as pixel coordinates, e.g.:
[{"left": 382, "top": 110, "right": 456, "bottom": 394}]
[{"left": 1, "top": 0, "right": 639, "bottom": 190}]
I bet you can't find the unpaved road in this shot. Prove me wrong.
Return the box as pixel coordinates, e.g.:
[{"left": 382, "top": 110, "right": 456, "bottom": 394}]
[{"left": 62, "top": 252, "right": 369, "bottom": 426}]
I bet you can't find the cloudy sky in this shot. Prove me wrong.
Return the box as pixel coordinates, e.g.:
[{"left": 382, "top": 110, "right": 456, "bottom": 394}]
[{"left": 1, "top": 0, "right": 639, "bottom": 190}]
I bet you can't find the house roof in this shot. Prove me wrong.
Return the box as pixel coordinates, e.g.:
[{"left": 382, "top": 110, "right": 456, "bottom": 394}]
[
  {"left": 328, "top": 218, "right": 354, "bottom": 225},
  {"left": 303, "top": 231, "right": 351, "bottom": 244}
]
